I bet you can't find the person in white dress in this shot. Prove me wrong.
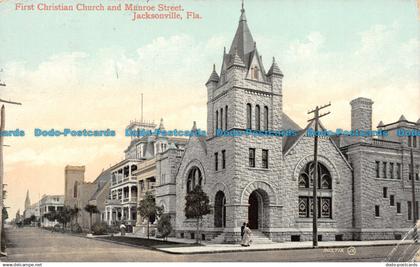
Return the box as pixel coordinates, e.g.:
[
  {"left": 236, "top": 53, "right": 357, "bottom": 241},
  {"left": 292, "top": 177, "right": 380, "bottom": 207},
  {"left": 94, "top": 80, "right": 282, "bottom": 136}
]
[{"left": 241, "top": 223, "right": 252, "bottom": 246}]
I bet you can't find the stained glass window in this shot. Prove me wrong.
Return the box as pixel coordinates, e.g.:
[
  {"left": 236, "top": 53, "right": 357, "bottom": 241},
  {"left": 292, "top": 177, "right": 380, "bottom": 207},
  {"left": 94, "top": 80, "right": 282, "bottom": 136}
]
[
  {"left": 321, "top": 198, "right": 331, "bottom": 218},
  {"left": 298, "top": 162, "right": 332, "bottom": 189},
  {"left": 187, "top": 167, "right": 203, "bottom": 193},
  {"left": 298, "top": 161, "right": 332, "bottom": 219},
  {"left": 299, "top": 197, "right": 308, "bottom": 217}
]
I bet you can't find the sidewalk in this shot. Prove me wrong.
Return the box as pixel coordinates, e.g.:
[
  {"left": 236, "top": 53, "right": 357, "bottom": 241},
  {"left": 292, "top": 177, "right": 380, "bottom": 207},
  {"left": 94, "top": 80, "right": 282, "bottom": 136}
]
[
  {"left": 157, "top": 240, "right": 414, "bottom": 254},
  {"left": 119, "top": 233, "right": 414, "bottom": 254}
]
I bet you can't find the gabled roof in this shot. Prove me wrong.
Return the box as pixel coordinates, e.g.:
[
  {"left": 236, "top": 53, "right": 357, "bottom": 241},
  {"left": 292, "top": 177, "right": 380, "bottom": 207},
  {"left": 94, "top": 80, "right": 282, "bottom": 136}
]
[
  {"left": 283, "top": 119, "right": 353, "bottom": 170},
  {"left": 282, "top": 113, "right": 303, "bottom": 152},
  {"left": 191, "top": 121, "right": 207, "bottom": 153},
  {"left": 89, "top": 169, "right": 111, "bottom": 201},
  {"left": 92, "top": 168, "right": 111, "bottom": 187},
  {"left": 283, "top": 113, "right": 302, "bottom": 131}
]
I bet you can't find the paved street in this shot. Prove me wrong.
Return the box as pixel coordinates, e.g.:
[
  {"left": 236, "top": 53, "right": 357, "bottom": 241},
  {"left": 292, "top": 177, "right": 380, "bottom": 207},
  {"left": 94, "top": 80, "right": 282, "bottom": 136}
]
[{"left": 1, "top": 227, "right": 418, "bottom": 262}]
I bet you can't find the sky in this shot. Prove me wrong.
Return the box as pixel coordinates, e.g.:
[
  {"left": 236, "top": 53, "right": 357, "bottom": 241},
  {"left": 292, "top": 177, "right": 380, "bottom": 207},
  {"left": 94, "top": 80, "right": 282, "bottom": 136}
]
[{"left": 0, "top": 0, "right": 419, "bottom": 218}]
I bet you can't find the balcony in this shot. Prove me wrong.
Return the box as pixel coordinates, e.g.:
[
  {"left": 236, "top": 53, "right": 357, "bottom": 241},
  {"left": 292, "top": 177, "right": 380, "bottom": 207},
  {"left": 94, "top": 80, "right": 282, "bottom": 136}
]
[
  {"left": 105, "top": 199, "right": 122, "bottom": 206},
  {"left": 122, "top": 197, "right": 138, "bottom": 204}
]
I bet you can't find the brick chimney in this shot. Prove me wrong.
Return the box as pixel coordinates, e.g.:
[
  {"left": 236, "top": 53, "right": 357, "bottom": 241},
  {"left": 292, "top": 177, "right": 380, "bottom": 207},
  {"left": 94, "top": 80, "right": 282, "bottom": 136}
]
[{"left": 350, "top": 97, "right": 374, "bottom": 144}]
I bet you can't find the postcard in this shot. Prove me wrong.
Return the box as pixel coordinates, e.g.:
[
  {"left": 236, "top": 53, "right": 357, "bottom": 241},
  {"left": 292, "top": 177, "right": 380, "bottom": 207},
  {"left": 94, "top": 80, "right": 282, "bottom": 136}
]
[{"left": 0, "top": 0, "right": 419, "bottom": 265}]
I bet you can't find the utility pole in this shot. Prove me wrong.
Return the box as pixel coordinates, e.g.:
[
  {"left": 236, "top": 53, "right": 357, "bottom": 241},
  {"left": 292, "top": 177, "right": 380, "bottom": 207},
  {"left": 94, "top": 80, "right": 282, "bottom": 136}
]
[
  {"left": 410, "top": 148, "right": 417, "bottom": 242},
  {"left": 307, "top": 102, "right": 331, "bottom": 248},
  {"left": 0, "top": 79, "right": 22, "bottom": 255}
]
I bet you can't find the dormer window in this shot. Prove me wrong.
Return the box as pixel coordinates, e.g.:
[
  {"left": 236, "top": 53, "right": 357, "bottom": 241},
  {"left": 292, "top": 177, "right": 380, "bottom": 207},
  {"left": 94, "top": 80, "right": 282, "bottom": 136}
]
[{"left": 251, "top": 66, "right": 259, "bottom": 80}]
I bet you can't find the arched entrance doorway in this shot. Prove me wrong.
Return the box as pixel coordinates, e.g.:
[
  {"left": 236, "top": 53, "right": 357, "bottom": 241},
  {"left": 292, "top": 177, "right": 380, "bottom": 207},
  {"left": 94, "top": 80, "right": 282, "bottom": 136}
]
[
  {"left": 214, "top": 191, "right": 226, "bottom": 228},
  {"left": 248, "top": 189, "right": 269, "bottom": 229}
]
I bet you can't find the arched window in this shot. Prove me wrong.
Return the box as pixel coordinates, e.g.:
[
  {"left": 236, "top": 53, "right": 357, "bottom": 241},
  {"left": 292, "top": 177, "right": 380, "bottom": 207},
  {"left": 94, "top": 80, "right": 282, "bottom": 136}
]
[
  {"left": 255, "top": 105, "right": 261, "bottom": 130},
  {"left": 220, "top": 108, "right": 224, "bottom": 131},
  {"left": 73, "top": 181, "right": 79, "bottom": 198},
  {"left": 187, "top": 167, "right": 203, "bottom": 193},
  {"left": 246, "top": 104, "right": 252, "bottom": 129},
  {"left": 225, "top": 105, "right": 228, "bottom": 130},
  {"left": 254, "top": 66, "right": 259, "bottom": 80},
  {"left": 298, "top": 162, "right": 332, "bottom": 218},
  {"left": 251, "top": 66, "right": 259, "bottom": 80},
  {"left": 215, "top": 110, "right": 219, "bottom": 132},
  {"left": 298, "top": 162, "right": 332, "bottom": 189},
  {"left": 264, "top": 106, "right": 269, "bottom": 131}
]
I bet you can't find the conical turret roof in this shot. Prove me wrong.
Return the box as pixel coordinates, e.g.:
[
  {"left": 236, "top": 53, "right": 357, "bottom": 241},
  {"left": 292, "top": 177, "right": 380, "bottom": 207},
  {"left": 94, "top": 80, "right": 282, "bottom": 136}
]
[
  {"left": 267, "top": 57, "right": 283, "bottom": 76},
  {"left": 206, "top": 64, "right": 220, "bottom": 84},
  {"left": 228, "top": 6, "right": 255, "bottom": 62}
]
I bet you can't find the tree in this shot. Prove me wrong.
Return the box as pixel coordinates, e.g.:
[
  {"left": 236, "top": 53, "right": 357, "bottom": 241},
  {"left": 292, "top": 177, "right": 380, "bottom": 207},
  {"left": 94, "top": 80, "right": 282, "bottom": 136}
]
[
  {"left": 84, "top": 204, "right": 99, "bottom": 232},
  {"left": 44, "top": 210, "right": 58, "bottom": 223},
  {"left": 70, "top": 206, "right": 79, "bottom": 225},
  {"left": 1, "top": 208, "right": 7, "bottom": 252},
  {"left": 55, "top": 206, "right": 72, "bottom": 230},
  {"left": 184, "top": 185, "right": 211, "bottom": 243},
  {"left": 138, "top": 191, "right": 163, "bottom": 239},
  {"left": 2, "top": 207, "right": 8, "bottom": 221},
  {"left": 157, "top": 214, "right": 172, "bottom": 240}
]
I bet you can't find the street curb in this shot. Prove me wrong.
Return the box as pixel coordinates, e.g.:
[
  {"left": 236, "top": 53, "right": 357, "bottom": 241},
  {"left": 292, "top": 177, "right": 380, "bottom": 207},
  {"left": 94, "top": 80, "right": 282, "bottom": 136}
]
[
  {"left": 153, "top": 241, "right": 415, "bottom": 255},
  {"left": 45, "top": 229, "right": 415, "bottom": 256},
  {"left": 82, "top": 234, "right": 414, "bottom": 255}
]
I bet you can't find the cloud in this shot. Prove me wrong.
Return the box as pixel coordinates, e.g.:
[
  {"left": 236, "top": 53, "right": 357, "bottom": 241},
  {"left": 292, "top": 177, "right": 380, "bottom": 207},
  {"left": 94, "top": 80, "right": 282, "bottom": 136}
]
[{"left": 286, "top": 31, "right": 325, "bottom": 60}]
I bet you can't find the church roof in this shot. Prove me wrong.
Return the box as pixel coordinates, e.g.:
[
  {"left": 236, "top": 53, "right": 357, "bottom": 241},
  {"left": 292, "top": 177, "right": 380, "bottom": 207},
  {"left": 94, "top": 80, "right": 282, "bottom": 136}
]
[
  {"left": 283, "top": 113, "right": 302, "bottom": 131},
  {"left": 283, "top": 119, "right": 353, "bottom": 170},
  {"left": 89, "top": 168, "right": 111, "bottom": 201},
  {"left": 230, "top": 49, "right": 246, "bottom": 67},
  {"left": 191, "top": 121, "right": 207, "bottom": 153},
  {"left": 228, "top": 7, "right": 255, "bottom": 63},
  {"left": 218, "top": 5, "right": 267, "bottom": 78},
  {"left": 399, "top": 114, "right": 407, "bottom": 122},
  {"left": 267, "top": 57, "right": 283, "bottom": 76},
  {"left": 25, "top": 190, "right": 30, "bottom": 208},
  {"left": 206, "top": 64, "right": 220, "bottom": 84},
  {"left": 281, "top": 113, "right": 303, "bottom": 153}
]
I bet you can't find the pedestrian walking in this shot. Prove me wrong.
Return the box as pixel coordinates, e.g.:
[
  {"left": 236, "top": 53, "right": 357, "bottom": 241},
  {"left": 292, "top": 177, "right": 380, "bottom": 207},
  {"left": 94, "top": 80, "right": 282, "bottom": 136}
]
[
  {"left": 241, "top": 222, "right": 246, "bottom": 240},
  {"left": 120, "top": 223, "right": 126, "bottom": 236},
  {"left": 241, "top": 223, "right": 252, "bottom": 247}
]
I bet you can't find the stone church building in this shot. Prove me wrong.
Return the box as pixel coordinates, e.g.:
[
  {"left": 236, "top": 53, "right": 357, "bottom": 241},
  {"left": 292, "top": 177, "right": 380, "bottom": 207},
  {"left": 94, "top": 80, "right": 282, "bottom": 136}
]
[
  {"left": 76, "top": 4, "right": 419, "bottom": 243},
  {"left": 167, "top": 6, "right": 420, "bottom": 243}
]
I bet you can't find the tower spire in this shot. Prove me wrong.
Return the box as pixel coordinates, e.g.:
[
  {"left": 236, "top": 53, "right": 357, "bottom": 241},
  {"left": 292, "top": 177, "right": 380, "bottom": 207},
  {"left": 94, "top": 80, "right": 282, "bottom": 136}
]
[
  {"left": 25, "top": 189, "right": 30, "bottom": 210},
  {"left": 229, "top": 0, "right": 254, "bottom": 59},
  {"left": 239, "top": 0, "right": 247, "bottom": 22}
]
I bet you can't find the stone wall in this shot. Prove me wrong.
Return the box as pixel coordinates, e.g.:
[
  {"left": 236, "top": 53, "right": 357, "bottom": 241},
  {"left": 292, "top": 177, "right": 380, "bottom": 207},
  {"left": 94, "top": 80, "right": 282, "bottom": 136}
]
[
  {"left": 76, "top": 183, "right": 97, "bottom": 230},
  {"left": 64, "top": 165, "right": 85, "bottom": 208},
  {"left": 282, "top": 135, "right": 354, "bottom": 242},
  {"left": 347, "top": 143, "right": 420, "bottom": 239}
]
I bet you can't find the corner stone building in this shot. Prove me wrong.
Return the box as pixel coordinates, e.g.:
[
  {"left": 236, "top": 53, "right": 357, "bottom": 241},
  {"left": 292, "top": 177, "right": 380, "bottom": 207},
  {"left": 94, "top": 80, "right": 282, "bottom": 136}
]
[
  {"left": 174, "top": 7, "right": 355, "bottom": 243},
  {"left": 170, "top": 7, "right": 420, "bottom": 243}
]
